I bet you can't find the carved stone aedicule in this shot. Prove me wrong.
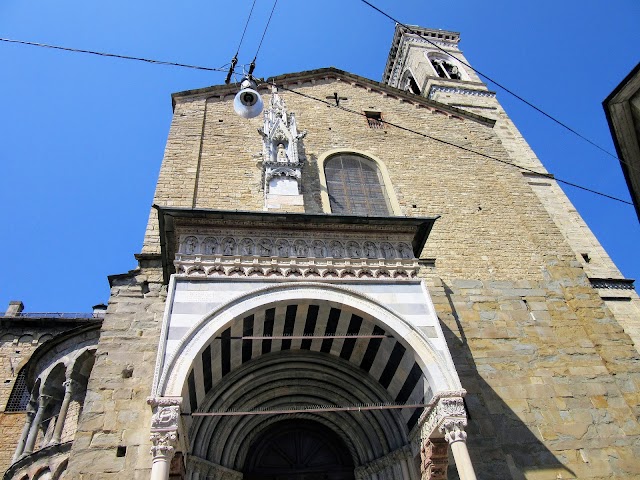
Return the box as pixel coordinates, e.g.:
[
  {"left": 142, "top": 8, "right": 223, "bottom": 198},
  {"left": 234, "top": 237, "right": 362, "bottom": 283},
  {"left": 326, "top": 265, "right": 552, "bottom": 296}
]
[
  {"left": 175, "top": 233, "right": 419, "bottom": 280},
  {"left": 259, "top": 86, "right": 307, "bottom": 196},
  {"left": 420, "top": 438, "right": 448, "bottom": 480},
  {"left": 148, "top": 396, "right": 182, "bottom": 459}
]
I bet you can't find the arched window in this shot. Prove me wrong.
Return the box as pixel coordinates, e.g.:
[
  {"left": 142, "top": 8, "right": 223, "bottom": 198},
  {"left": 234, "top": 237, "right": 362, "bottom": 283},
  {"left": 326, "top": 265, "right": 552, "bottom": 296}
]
[
  {"left": 324, "top": 154, "right": 391, "bottom": 216},
  {"left": 427, "top": 53, "right": 465, "bottom": 80}
]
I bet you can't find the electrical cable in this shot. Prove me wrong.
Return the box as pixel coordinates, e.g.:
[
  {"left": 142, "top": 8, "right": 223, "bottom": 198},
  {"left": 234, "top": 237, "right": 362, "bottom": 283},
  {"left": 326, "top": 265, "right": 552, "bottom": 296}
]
[
  {"left": 0, "top": 36, "right": 632, "bottom": 205},
  {"left": 358, "top": 0, "right": 622, "bottom": 163},
  {"left": 226, "top": 0, "right": 258, "bottom": 83},
  {"left": 253, "top": 0, "right": 279, "bottom": 63},
  {"left": 277, "top": 84, "right": 633, "bottom": 205},
  {"left": 235, "top": 0, "right": 258, "bottom": 58},
  {"left": 0, "top": 37, "right": 228, "bottom": 72}
]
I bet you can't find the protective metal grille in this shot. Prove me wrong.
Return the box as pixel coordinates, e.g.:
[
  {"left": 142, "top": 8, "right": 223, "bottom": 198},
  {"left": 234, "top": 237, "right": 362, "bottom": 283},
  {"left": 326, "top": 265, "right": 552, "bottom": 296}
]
[
  {"left": 5, "top": 369, "right": 30, "bottom": 412},
  {"left": 325, "top": 155, "right": 391, "bottom": 216}
]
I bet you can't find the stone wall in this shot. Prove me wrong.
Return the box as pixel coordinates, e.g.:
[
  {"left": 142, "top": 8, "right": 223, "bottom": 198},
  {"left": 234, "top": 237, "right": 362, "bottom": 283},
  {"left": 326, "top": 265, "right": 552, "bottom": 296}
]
[
  {"left": 424, "top": 259, "right": 640, "bottom": 479},
  {"left": 0, "top": 413, "right": 26, "bottom": 472},
  {"left": 144, "top": 77, "right": 576, "bottom": 281},
  {"left": 63, "top": 261, "right": 166, "bottom": 480},
  {"left": 63, "top": 74, "right": 640, "bottom": 478}
]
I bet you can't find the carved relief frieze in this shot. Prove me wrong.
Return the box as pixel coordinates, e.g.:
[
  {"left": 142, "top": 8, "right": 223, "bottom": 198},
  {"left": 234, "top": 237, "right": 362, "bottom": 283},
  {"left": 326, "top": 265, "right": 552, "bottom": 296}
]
[
  {"left": 428, "top": 85, "right": 495, "bottom": 99},
  {"left": 174, "top": 232, "right": 419, "bottom": 280}
]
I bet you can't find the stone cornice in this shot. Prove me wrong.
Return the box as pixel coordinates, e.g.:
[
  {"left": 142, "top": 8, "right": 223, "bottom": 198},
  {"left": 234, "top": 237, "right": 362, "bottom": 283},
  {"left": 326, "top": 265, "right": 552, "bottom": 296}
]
[{"left": 155, "top": 206, "right": 438, "bottom": 284}]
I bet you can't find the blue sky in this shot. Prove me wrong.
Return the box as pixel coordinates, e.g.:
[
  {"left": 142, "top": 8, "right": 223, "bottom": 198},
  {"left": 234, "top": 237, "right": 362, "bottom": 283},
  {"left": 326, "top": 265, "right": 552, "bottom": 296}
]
[{"left": 0, "top": 0, "right": 638, "bottom": 312}]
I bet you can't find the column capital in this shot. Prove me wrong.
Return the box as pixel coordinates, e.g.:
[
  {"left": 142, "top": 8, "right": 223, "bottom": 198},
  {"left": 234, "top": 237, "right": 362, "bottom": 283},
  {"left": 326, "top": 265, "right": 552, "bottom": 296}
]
[
  {"left": 439, "top": 418, "right": 468, "bottom": 444},
  {"left": 150, "top": 430, "right": 179, "bottom": 458},
  {"left": 148, "top": 396, "right": 182, "bottom": 460},
  {"left": 38, "top": 394, "right": 53, "bottom": 407},
  {"left": 62, "top": 378, "right": 81, "bottom": 393},
  {"left": 419, "top": 394, "right": 467, "bottom": 440}
]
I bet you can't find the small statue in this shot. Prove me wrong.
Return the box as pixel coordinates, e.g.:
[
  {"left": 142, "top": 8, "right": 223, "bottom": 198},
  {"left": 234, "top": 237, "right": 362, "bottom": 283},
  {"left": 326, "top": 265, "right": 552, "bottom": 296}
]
[
  {"left": 364, "top": 242, "right": 378, "bottom": 258},
  {"left": 222, "top": 237, "right": 236, "bottom": 256},
  {"left": 277, "top": 143, "right": 287, "bottom": 162},
  {"left": 184, "top": 237, "right": 198, "bottom": 255},
  {"left": 313, "top": 241, "right": 327, "bottom": 258}
]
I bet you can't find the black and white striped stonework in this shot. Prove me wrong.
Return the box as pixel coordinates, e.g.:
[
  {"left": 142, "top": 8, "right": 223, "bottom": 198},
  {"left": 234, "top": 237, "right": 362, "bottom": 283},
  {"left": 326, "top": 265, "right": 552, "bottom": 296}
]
[{"left": 183, "top": 302, "right": 429, "bottom": 431}]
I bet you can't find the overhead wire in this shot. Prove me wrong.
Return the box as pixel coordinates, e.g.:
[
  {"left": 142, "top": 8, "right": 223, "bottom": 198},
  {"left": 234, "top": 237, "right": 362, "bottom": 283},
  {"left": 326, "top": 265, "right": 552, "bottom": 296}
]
[
  {"left": 226, "top": 0, "right": 258, "bottom": 83},
  {"left": 0, "top": 36, "right": 632, "bottom": 205},
  {"left": 248, "top": 0, "right": 279, "bottom": 75},
  {"left": 358, "top": 0, "right": 623, "bottom": 164},
  {"left": 234, "top": 0, "right": 258, "bottom": 58},
  {"left": 0, "top": 37, "right": 227, "bottom": 72},
  {"left": 276, "top": 84, "right": 633, "bottom": 205}
]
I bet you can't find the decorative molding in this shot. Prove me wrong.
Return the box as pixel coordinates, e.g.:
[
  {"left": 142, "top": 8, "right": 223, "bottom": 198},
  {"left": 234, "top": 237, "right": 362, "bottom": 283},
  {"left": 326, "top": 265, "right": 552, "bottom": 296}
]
[
  {"left": 148, "top": 397, "right": 182, "bottom": 459},
  {"left": 428, "top": 85, "right": 495, "bottom": 99},
  {"left": 420, "top": 438, "right": 448, "bottom": 480},
  {"left": 179, "top": 234, "right": 414, "bottom": 260},
  {"left": 175, "top": 234, "right": 419, "bottom": 280},
  {"left": 408, "top": 390, "right": 467, "bottom": 441},
  {"left": 354, "top": 444, "right": 413, "bottom": 479},
  {"left": 589, "top": 277, "right": 635, "bottom": 290},
  {"left": 188, "top": 455, "right": 243, "bottom": 480}
]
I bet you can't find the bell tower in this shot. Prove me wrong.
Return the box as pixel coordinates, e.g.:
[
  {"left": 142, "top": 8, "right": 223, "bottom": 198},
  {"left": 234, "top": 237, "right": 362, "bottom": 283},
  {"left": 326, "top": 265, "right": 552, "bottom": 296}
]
[
  {"left": 383, "top": 24, "right": 640, "bottom": 350},
  {"left": 383, "top": 25, "right": 482, "bottom": 97}
]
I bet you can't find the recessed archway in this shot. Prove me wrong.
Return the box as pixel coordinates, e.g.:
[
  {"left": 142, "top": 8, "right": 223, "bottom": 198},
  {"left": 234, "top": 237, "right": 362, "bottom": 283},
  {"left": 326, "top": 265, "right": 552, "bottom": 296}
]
[
  {"left": 244, "top": 419, "right": 355, "bottom": 480},
  {"left": 156, "top": 282, "right": 461, "bottom": 479}
]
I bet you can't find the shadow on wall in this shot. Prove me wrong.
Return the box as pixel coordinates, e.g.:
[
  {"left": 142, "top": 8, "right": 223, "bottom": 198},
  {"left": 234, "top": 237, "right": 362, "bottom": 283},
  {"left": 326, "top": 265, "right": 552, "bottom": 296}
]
[{"left": 439, "top": 282, "right": 576, "bottom": 480}]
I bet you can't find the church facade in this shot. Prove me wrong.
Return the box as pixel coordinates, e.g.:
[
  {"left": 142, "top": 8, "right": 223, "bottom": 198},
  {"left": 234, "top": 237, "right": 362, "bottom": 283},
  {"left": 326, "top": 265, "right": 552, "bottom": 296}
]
[{"left": 1, "top": 25, "right": 639, "bottom": 480}]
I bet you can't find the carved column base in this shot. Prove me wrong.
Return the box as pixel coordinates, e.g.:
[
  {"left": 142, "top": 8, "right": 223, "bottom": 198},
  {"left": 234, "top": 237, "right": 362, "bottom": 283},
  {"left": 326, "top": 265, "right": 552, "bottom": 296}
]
[{"left": 420, "top": 438, "right": 448, "bottom": 480}]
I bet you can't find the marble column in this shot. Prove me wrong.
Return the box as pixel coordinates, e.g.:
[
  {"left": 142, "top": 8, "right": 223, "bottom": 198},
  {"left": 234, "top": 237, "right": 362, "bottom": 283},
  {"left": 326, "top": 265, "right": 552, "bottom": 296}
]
[
  {"left": 23, "top": 394, "right": 51, "bottom": 455},
  {"left": 12, "top": 402, "right": 36, "bottom": 463},
  {"left": 50, "top": 378, "right": 79, "bottom": 445},
  {"left": 440, "top": 419, "right": 477, "bottom": 480},
  {"left": 417, "top": 392, "right": 473, "bottom": 480},
  {"left": 148, "top": 397, "right": 182, "bottom": 480}
]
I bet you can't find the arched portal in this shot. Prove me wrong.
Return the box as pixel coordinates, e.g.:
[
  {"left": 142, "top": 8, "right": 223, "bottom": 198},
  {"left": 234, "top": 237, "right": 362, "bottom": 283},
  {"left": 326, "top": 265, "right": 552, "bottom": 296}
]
[{"left": 153, "top": 281, "right": 464, "bottom": 480}]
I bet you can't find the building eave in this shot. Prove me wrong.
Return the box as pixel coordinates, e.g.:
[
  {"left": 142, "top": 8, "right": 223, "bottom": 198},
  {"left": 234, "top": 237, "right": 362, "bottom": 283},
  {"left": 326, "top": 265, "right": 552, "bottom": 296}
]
[
  {"left": 170, "top": 67, "right": 495, "bottom": 127},
  {"left": 603, "top": 62, "right": 640, "bottom": 221},
  {"left": 154, "top": 205, "right": 439, "bottom": 285}
]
